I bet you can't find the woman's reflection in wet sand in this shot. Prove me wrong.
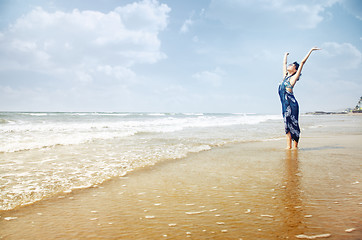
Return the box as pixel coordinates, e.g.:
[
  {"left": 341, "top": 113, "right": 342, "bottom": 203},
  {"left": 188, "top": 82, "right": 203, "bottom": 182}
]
[{"left": 280, "top": 149, "right": 306, "bottom": 238}]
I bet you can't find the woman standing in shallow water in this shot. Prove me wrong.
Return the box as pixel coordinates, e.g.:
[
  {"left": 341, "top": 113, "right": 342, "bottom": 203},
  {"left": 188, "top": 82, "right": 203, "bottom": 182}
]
[{"left": 279, "top": 47, "right": 321, "bottom": 149}]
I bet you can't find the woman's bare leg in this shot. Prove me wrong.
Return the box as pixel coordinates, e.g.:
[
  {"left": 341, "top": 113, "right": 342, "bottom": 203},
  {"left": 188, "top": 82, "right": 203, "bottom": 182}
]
[
  {"left": 293, "top": 140, "right": 298, "bottom": 149},
  {"left": 286, "top": 132, "right": 292, "bottom": 149}
]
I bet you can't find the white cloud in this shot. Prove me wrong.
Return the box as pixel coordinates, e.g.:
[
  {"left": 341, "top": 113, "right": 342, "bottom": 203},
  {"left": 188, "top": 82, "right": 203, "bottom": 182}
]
[
  {"left": 76, "top": 71, "right": 93, "bottom": 83},
  {"left": 115, "top": 0, "right": 170, "bottom": 32},
  {"left": 200, "top": 8, "right": 206, "bottom": 17},
  {"left": 0, "top": 0, "right": 170, "bottom": 83},
  {"left": 207, "top": 0, "right": 341, "bottom": 29},
  {"left": 192, "top": 67, "right": 225, "bottom": 87},
  {"left": 318, "top": 42, "right": 362, "bottom": 69},
  {"left": 280, "top": 3, "right": 324, "bottom": 29},
  {"left": 180, "top": 18, "right": 193, "bottom": 33},
  {"left": 95, "top": 65, "right": 136, "bottom": 81}
]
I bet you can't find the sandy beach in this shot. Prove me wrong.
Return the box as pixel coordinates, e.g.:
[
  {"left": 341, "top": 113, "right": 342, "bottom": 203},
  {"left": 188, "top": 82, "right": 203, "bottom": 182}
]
[
  {"left": 1, "top": 116, "right": 362, "bottom": 239},
  {"left": 1, "top": 0, "right": 361, "bottom": 239}
]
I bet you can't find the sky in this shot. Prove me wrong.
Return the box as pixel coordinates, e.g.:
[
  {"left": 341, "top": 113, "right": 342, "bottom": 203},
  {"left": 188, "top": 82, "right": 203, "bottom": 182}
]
[{"left": 0, "top": 0, "right": 361, "bottom": 113}]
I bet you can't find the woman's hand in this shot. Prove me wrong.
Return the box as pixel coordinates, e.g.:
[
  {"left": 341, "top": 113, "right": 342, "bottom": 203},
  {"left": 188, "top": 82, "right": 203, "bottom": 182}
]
[
  {"left": 301, "top": 47, "right": 321, "bottom": 64},
  {"left": 311, "top": 47, "right": 321, "bottom": 51},
  {"left": 283, "top": 52, "right": 289, "bottom": 76}
]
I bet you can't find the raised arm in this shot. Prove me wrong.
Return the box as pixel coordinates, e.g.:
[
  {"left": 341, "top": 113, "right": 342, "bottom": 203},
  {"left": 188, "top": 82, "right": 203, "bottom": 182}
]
[
  {"left": 291, "top": 47, "right": 321, "bottom": 85},
  {"left": 283, "top": 52, "right": 289, "bottom": 77}
]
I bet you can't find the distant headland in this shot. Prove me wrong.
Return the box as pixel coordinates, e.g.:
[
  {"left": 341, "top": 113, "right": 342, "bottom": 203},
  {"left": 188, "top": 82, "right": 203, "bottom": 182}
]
[{"left": 306, "top": 96, "right": 362, "bottom": 115}]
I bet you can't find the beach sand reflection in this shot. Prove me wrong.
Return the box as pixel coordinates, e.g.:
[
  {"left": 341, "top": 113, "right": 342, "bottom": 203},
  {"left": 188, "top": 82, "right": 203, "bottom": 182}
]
[{"left": 280, "top": 149, "right": 307, "bottom": 238}]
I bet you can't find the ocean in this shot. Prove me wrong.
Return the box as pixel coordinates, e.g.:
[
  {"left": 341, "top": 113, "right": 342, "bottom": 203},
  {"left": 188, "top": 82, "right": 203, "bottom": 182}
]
[{"left": 0, "top": 112, "right": 359, "bottom": 211}]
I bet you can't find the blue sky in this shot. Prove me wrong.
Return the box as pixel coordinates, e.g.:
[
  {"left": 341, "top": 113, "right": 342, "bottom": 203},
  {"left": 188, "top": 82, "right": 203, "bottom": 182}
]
[{"left": 0, "top": 0, "right": 361, "bottom": 113}]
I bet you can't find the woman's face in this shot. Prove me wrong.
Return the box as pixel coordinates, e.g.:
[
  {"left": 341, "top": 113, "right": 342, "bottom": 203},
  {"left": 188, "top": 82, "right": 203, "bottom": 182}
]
[{"left": 287, "top": 64, "right": 297, "bottom": 73}]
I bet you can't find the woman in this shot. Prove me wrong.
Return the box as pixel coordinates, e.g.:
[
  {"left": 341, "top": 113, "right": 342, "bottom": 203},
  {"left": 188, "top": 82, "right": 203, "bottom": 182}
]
[{"left": 279, "top": 47, "right": 320, "bottom": 149}]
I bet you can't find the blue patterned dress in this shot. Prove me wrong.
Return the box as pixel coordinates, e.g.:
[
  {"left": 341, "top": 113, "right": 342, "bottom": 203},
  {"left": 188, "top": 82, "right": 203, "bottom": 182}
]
[{"left": 278, "top": 75, "right": 300, "bottom": 142}]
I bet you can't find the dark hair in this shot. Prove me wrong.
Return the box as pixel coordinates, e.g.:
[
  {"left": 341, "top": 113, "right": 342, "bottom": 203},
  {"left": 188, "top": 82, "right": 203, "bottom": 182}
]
[
  {"left": 293, "top": 61, "right": 302, "bottom": 81},
  {"left": 293, "top": 61, "right": 300, "bottom": 70}
]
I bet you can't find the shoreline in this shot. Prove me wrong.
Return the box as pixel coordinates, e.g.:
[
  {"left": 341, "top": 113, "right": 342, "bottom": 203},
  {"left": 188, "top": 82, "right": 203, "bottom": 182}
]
[
  {"left": 1, "top": 117, "right": 361, "bottom": 239},
  {"left": 304, "top": 111, "right": 362, "bottom": 115}
]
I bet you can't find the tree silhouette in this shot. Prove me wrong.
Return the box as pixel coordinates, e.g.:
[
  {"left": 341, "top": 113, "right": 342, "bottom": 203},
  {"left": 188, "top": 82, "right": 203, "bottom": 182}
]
[{"left": 354, "top": 96, "right": 361, "bottom": 111}]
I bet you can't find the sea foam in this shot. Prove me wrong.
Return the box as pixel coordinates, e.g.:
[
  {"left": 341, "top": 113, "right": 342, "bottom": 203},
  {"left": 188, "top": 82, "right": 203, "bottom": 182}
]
[{"left": 0, "top": 112, "right": 283, "bottom": 211}]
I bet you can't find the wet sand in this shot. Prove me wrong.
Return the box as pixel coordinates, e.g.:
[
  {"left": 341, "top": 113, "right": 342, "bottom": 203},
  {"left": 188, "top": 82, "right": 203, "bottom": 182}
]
[{"left": 1, "top": 129, "right": 361, "bottom": 239}]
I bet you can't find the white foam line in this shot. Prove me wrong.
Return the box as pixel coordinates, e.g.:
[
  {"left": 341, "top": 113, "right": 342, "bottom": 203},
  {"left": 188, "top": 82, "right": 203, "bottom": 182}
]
[
  {"left": 296, "top": 233, "right": 332, "bottom": 239},
  {"left": 185, "top": 211, "right": 205, "bottom": 215}
]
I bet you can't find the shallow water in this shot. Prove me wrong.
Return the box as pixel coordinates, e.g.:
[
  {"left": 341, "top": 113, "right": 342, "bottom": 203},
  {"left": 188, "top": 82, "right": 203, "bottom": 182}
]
[
  {"left": 0, "top": 113, "right": 361, "bottom": 239},
  {"left": 1, "top": 112, "right": 284, "bottom": 210},
  {"left": 0, "top": 131, "right": 361, "bottom": 239}
]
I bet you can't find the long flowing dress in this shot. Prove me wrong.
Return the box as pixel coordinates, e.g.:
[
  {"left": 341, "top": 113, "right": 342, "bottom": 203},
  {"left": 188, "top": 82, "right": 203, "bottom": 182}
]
[{"left": 278, "top": 75, "right": 300, "bottom": 142}]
